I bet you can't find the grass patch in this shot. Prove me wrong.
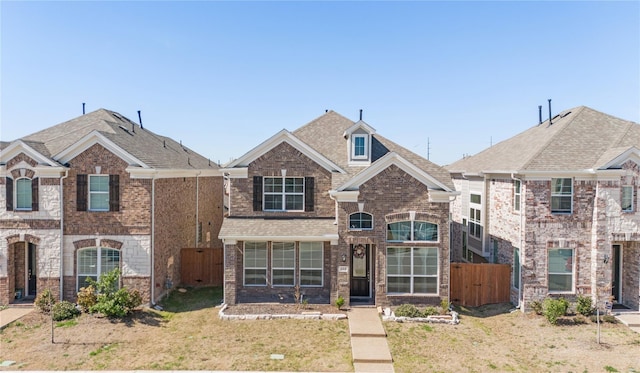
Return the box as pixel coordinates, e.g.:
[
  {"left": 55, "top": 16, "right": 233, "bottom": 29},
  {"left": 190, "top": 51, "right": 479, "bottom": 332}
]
[
  {"left": 55, "top": 319, "right": 78, "bottom": 328},
  {"left": 160, "top": 286, "right": 223, "bottom": 313}
]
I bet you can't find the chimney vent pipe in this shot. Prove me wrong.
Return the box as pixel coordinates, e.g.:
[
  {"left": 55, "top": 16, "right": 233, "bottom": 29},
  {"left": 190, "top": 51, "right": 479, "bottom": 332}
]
[
  {"left": 538, "top": 105, "right": 542, "bottom": 124},
  {"left": 359, "top": 109, "right": 363, "bottom": 121},
  {"left": 82, "top": 103, "right": 86, "bottom": 115},
  {"left": 548, "top": 99, "right": 552, "bottom": 125},
  {"left": 138, "top": 110, "right": 143, "bottom": 129}
]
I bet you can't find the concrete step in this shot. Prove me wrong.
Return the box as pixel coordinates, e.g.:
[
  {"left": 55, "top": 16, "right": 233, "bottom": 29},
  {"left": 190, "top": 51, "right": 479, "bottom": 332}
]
[
  {"left": 348, "top": 308, "right": 387, "bottom": 337},
  {"left": 354, "top": 362, "right": 395, "bottom": 372}
]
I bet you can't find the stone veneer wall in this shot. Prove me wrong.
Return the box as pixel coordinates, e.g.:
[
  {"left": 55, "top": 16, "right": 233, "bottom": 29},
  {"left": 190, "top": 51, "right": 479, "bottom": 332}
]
[{"left": 337, "top": 164, "right": 451, "bottom": 307}]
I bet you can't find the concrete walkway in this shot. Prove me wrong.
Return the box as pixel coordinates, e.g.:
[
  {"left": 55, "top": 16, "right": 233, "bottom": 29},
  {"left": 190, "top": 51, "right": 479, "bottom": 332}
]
[
  {"left": 615, "top": 312, "right": 640, "bottom": 334},
  {"left": 0, "top": 306, "right": 34, "bottom": 329},
  {"left": 348, "top": 307, "right": 394, "bottom": 373}
]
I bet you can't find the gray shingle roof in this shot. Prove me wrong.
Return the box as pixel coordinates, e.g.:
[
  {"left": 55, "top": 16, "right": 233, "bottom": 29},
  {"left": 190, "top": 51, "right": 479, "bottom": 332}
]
[
  {"left": 447, "top": 106, "right": 640, "bottom": 174},
  {"left": 219, "top": 217, "right": 338, "bottom": 240},
  {"left": 293, "top": 111, "right": 454, "bottom": 190},
  {"left": 20, "top": 109, "right": 217, "bottom": 170}
]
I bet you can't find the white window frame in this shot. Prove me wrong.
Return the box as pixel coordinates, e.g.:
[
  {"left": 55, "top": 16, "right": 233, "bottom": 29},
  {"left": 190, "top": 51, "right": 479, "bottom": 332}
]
[
  {"left": 263, "top": 177, "right": 304, "bottom": 211},
  {"left": 352, "top": 134, "right": 368, "bottom": 159},
  {"left": 77, "top": 247, "right": 120, "bottom": 291},
  {"left": 621, "top": 185, "right": 634, "bottom": 212},
  {"left": 469, "top": 193, "right": 482, "bottom": 239},
  {"left": 89, "top": 175, "right": 109, "bottom": 211},
  {"left": 387, "top": 220, "right": 438, "bottom": 242},
  {"left": 548, "top": 247, "right": 574, "bottom": 293},
  {"left": 348, "top": 212, "right": 373, "bottom": 230},
  {"left": 514, "top": 180, "right": 521, "bottom": 212},
  {"left": 243, "top": 241, "right": 268, "bottom": 286},
  {"left": 551, "top": 178, "right": 573, "bottom": 214},
  {"left": 15, "top": 177, "right": 32, "bottom": 211},
  {"left": 299, "top": 242, "right": 323, "bottom": 287},
  {"left": 272, "top": 242, "right": 295, "bottom": 286},
  {"left": 386, "top": 247, "right": 439, "bottom": 295}
]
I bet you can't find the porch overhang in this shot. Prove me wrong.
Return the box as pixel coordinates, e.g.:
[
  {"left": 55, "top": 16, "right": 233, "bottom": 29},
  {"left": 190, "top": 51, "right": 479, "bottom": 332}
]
[{"left": 219, "top": 217, "right": 339, "bottom": 245}]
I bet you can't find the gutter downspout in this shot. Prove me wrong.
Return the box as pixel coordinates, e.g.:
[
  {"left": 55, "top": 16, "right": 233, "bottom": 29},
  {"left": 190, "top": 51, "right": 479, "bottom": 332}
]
[
  {"left": 511, "top": 173, "right": 523, "bottom": 309},
  {"left": 151, "top": 173, "right": 157, "bottom": 304},
  {"left": 195, "top": 171, "right": 201, "bottom": 246},
  {"left": 448, "top": 193, "right": 459, "bottom": 308},
  {"left": 59, "top": 169, "right": 69, "bottom": 301}
]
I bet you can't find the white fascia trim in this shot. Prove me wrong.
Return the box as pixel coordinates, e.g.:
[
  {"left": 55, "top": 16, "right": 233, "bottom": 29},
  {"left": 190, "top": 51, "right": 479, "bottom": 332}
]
[
  {"left": 219, "top": 167, "right": 249, "bottom": 178},
  {"left": 600, "top": 146, "right": 640, "bottom": 169},
  {"left": 521, "top": 170, "right": 598, "bottom": 180},
  {"left": 34, "top": 166, "right": 67, "bottom": 178},
  {"left": 343, "top": 120, "right": 376, "bottom": 137},
  {"left": 220, "top": 234, "right": 340, "bottom": 245},
  {"left": 338, "top": 152, "right": 454, "bottom": 192},
  {"left": 0, "top": 141, "right": 60, "bottom": 167},
  {"left": 224, "top": 129, "right": 346, "bottom": 174},
  {"left": 127, "top": 167, "right": 221, "bottom": 179},
  {"left": 329, "top": 190, "right": 360, "bottom": 202},
  {"left": 55, "top": 131, "right": 149, "bottom": 167},
  {"left": 429, "top": 190, "right": 460, "bottom": 203}
]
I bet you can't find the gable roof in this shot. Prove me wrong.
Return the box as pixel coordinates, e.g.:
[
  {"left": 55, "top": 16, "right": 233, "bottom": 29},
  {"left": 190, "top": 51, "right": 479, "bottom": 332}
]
[
  {"left": 12, "top": 109, "right": 218, "bottom": 172},
  {"left": 448, "top": 106, "right": 640, "bottom": 174}
]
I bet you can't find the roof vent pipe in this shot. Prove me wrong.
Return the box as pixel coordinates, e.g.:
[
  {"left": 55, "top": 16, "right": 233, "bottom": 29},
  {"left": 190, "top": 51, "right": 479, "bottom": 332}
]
[
  {"left": 82, "top": 103, "right": 86, "bottom": 115},
  {"left": 548, "top": 99, "right": 552, "bottom": 125},
  {"left": 538, "top": 105, "right": 542, "bottom": 124},
  {"left": 359, "top": 109, "right": 363, "bottom": 121},
  {"left": 138, "top": 110, "right": 144, "bottom": 129}
]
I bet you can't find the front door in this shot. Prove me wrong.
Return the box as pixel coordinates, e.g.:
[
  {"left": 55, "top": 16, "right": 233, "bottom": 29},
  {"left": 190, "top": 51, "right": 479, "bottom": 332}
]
[
  {"left": 27, "top": 243, "right": 37, "bottom": 297},
  {"left": 350, "top": 244, "right": 370, "bottom": 297},
  {"left": 612, "top": 244, "right": 621, "bottom": 303}
]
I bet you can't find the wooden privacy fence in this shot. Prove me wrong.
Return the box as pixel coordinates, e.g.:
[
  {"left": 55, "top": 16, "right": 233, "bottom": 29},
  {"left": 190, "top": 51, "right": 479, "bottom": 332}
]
[
  {"left": 180, "top": 248, "right": 223, "bottom": 286},
  {"left": 450, "top": 263, "right": 511, "bottom": 307}
]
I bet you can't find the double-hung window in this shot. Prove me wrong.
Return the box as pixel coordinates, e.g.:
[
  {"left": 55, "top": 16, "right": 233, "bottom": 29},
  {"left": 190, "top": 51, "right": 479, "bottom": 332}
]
[
  {"left": 387, "top": 247, "right": 438, "bottom": 294},
  {"left": 244, "top": 242, "right": 268, "bottom": 286},
  {"left": 469, "top": 193, "right": 482, "bottom": 239},
  {"left": 622, "top": 186, "right": 634, "bottom": 212},
  {"left": 272, "top": 242, "right": 295, "bottom": 286},
  {"left": 548, "top": 248, "right": 574, "bottom": 293},
  {"left": 551, "top": 178, "right": 572, "bottom": 214},
  {"left": 300, "top": 242, "right": 323, "bottom": 286},
  {"left": 89, "top": 175, "right": 110, "bottom": 211},
  {"left": 77, "top": 247, "right": 120, "bottom": 291},
  {"left": 15, "top": 178, "right": 33, "bottom": 210},
  {"left": 349, "top": 212, "right": 373, "bottom": 230},
  {"left": 352, "top": 135, "right": 367, "bottom": 158},
  {"left": 263, "top": 177, "right": 304, "bottom": 211}
]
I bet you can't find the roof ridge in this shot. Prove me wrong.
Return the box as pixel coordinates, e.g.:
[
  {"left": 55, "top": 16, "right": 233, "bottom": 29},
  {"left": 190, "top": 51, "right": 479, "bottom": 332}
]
[
  {"left": 520, "top": 105, "right": 586, "bottom": 170},
  {"left": 293, "top": 110, "right": 353, "bottom": 134}
]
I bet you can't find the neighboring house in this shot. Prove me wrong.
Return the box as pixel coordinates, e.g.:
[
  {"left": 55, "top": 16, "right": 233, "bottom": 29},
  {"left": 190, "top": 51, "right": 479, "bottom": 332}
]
[
  {"left": 0, "top": 109, "right": 224, "bottom": 305},
  {"left": 448, "top": 106, "right": 640, "bottom": 312},
  {"left": 219, "top": 111, "right": 457, "bottom": 307}
]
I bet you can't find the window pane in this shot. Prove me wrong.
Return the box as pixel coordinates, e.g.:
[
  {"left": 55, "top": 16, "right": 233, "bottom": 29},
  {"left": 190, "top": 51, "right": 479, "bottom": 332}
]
[
  {"left": 414, "top": 221, "right": 438, "bottom": 241},
  {"left": 244, "top": 242, "right": 267, "bottom": 268},
  {"left": 349, "top": 213, "right": 373, "bottom": 230},
  {"left": 354, "top": 136, "right": 365, "bottom": 156},
  {"left": 413, "top": 277, "right": 438, "bottom": 294},
  {"left": 551, "top": 196, "right": 572, "bottom": 213},
  {"left": 300, "top": 242, "right": 322, "bottom": 269},
  {"left": 387, "top": 277, "right": 410, "bottom": 293},
  {"left": 90, "top": 176, "right": 109, "bottom": 192},
  {"left": 387, "top": 247, "right": 411, "bottom": 275},
  {"left": 264, "top": 178, "right": 282, "bottom": 193},
  {"left": 285, "top": 194, "right": 303, "bottom": 210},
  {"left": 387, "top": 221, "right": 411, "bottom": 241},
  {"left": 244, "top": 269, "right": 267, "bottom": 285},
  {"left": 272, "top": 269, "right": 294, "bottom": 286},
  {"left": 284, "top": 178, "right": 304, "bottom": 193},
  {"left": 513, "top": 248, "right": 520, "bottom": 290},
  {"left": 300, "top": 270, "right": 322, "bottom": 286},
  {"left": 548, "top": 248, "right": 573, "bottom": 292},
  {"left": 78, "top": 248, "right": 97, "bottom": 275},
  {"left": 273, "top": 242, "right": 295, "bottom": 268},
  {"left": 89, "top": 175, "right": 109, "bottom": 211},
  {"left": 264, "top": 195, "right": 283, "bottom": 210},
  {"left": 622, "top": 186, "right": 633, "bottom": 211},
  {"left": 549, "top": 274, "right": 572, "bottom": 292},
  {"left": 470, "top": 194, "right": 481, "bottom": 204},
  {"left": 16, "top": 179, "right": 32, "bottom": 209},
  {"left": 101, "top": 249, "right": 120, "bottom": 274}
]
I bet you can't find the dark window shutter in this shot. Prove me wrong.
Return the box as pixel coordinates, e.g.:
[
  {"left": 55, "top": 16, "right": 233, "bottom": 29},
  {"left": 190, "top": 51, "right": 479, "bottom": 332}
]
[
  {"left": 253, "top": 176, "right": 263, "bottom": 211},
  {"left": 77, "top": 174, "right": 87, "bottom": 211},
  {"left": 31, "top": 178, "right": 39, "bottom": 211},
  {"left": 304, "top": 177, "right": 314, "bottom": 212},
  {"left": 5, "top": 177, "right": 13, "bottom": 211},
  {"left": 109, "top": 175, "right": 120, "bottom": 212}
]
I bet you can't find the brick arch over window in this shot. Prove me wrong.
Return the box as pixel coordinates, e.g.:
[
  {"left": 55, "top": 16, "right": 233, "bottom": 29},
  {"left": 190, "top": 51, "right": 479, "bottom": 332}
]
[
  {"left": 10, "top": 168, "right": 35, "bottom": 180},
  {"left": 6, "top": 153, "right": 38, "bottom": 169},
  {"left": 385, "top": 211, "right": 441, "bottom": 224},
  {"left": 5, "top": 234, "right": 41, "bottom": 246}
]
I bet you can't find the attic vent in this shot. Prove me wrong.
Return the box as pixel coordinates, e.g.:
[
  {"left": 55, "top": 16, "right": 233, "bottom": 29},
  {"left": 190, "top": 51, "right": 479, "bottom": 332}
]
[
  {"left": 561, "top": 111, "right": 572, "bottom": 118},
  {"left": 112, "top": 113, "right": 125, "bottom": 121},
  {"left": 118, "top": 125, "right": 133, "bottom": 136}
]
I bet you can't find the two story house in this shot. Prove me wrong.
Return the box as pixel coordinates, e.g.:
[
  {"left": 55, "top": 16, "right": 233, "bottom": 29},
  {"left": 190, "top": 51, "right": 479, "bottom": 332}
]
[
  {"left": 0, "top": 109, "right": 224, "bottom": 305},
  {"left": 448, "top": 106, "right": 640, "bottom": 312},
  {"left": 219, "top": 110, "right": 457, "bottom": 307}
]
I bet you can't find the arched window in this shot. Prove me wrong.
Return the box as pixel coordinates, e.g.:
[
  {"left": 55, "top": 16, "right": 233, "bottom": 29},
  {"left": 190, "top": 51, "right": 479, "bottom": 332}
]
[
  {"left": 15, "top": 178, "right": 32, "bottom": 210},
  {"left": 387, "top": 220, "right": 438, "bottom": 242},
  {"left": 349, "top": 212, "right": 373, "bottom": 230},
  {"left": 77, "top": 247, "right": 120, "bottom": 290}
]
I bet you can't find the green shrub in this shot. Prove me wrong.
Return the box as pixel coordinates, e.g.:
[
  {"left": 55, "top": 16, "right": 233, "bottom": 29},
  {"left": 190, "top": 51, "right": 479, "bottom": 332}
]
[
  {"left": 543, "top": 298, "right": 569, "bottom": 325},
  {"left": 576, "top": 295, "right": 594, "bottom": 316},
  {"left": 440, "top": 298, "right": 450, "bottom": 312},
  {"left": 52, "top": 300, "right": 80, "bottom": 321},
  {"left": 423, "top": 306, "right": 439, "bottom": 316},
  {"left": 335, "top": 295, "right": 345, "bottom": 309},
  {"left": 87, "top": 269, "right": 143, "bottom": 318},
  {"left": 394, "top": 304, "right": 422, "bottom": 318},
  {"left": 35, "top": 289, "right": 56, "bottom": 313},
  {"left": 530, "top": 300, "right": 543, "bottom": 315},
  {"left": 590, "top": 314, "right": 618, "bottom": 324},
  {"left": 77, "top": 285, "right": 97, "bottom": 313}
]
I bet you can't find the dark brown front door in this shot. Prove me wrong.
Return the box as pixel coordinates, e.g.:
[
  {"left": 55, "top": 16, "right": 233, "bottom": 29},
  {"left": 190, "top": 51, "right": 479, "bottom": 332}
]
[
  {"left": 27, "top": 243, "right": 37, "bottom": 296},
  {"left": 350, "top": 244, "right": 370, "bottom": 297},
  {"left": 612, "top": 244, "right": 621, "bottom": 303}
]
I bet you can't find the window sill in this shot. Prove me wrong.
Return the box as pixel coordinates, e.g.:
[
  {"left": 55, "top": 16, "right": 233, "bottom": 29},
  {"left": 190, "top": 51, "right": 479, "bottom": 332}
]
[{"left": 387, "top": 293, "right": 439, "bottom": 297}]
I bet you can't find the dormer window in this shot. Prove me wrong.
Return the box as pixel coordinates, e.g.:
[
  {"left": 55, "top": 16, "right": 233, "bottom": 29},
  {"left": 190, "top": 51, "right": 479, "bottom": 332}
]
[{"left": 352, "top": 135, "right": 367, "bottom": 159}]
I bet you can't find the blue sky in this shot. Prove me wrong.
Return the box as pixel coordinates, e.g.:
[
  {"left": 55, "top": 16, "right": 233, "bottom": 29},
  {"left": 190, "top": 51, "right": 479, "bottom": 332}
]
[{"left": 1, "top": 1, "right": 638, "bottom": 166}]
